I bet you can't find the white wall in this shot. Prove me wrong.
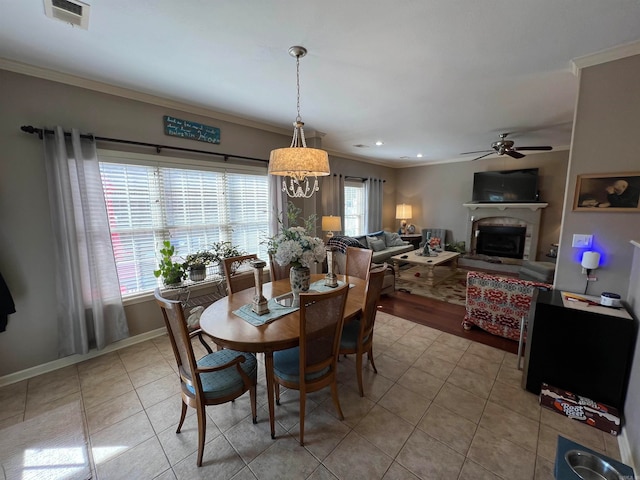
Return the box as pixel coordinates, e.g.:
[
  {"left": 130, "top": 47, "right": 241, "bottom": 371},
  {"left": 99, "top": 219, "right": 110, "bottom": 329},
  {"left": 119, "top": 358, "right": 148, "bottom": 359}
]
[{"left": 560, "top": 54, "right": 640, "bottom": 469}]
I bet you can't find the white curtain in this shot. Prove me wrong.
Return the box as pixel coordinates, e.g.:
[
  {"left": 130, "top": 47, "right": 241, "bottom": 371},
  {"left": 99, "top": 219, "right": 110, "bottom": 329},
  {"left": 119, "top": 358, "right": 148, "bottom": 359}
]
[
  {"left": 43, "top": 127, "right": 129, "bottom": 356},
  {"left": 365, "top": 177, "right": 384, "bottom": 232},
  {"left": 320, "top": 174, "right": 345, "bottom": 220},
  {"left": 269, "top": 175, "right": 290, "bottom": 234}
]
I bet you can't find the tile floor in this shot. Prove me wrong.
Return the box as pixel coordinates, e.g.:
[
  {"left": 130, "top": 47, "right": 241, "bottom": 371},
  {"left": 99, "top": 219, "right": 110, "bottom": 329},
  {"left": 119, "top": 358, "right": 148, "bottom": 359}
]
[{"left": 0, "top": 312, "right": 622, "bottom": 479}]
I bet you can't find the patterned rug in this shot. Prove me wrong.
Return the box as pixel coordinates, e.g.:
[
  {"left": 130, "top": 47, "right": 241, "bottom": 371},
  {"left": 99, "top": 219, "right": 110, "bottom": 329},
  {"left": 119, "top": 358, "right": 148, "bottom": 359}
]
[{"left": 396, "top": 267, "right": 468, "bottom": 306}]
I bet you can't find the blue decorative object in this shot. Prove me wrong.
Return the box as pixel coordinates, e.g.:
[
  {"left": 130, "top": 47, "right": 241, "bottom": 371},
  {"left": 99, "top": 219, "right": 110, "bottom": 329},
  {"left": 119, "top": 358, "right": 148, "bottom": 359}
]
[{"left": 163, "top": 115, "right": 220, "bottom": 144}]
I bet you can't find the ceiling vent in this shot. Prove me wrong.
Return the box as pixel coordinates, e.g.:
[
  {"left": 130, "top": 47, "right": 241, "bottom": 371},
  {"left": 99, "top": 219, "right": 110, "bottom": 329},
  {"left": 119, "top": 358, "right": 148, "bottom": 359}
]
[{"left": 44, "top": 0, "right": 90, "bottom": 29}]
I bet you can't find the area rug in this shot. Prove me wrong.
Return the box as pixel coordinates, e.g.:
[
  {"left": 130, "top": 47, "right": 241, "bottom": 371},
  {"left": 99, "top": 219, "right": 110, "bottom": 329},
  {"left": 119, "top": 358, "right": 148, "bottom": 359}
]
[
  {"left": 396, "top": 267, "right": 468, "bottom": 306},
  {"left": 0, "top": 400, "right": 91, "bottom": 480}
]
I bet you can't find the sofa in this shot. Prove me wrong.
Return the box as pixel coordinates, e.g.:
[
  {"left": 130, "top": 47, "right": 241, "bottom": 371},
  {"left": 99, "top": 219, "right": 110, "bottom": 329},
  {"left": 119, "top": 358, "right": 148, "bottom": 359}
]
[
  {"left": 462, "top": 271, "right": 552, "bottom": 342},
  {"left": 327, "top": 231, "right": 414, "bottom": 295}
]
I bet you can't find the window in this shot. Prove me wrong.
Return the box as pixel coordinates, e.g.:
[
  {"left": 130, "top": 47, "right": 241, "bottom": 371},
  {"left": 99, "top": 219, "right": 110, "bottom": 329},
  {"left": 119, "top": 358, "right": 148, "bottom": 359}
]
[
  {"left": 98, "top": 150, "right": 269, "bottom": 297},
  {"left": 344, "top": 180, "right": 365, "bottom": 236}
]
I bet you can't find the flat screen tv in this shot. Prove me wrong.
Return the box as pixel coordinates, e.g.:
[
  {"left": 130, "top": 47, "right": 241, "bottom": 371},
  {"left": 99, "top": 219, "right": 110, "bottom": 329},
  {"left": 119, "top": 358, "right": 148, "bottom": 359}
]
[{"left": 472, "top": 168, "right": 540, "bottom": 203}]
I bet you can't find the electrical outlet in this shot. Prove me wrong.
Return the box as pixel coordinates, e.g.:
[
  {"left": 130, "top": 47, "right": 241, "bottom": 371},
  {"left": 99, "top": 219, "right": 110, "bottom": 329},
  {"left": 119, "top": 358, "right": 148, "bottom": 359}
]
[{"left": 572, "top": 234, "right": 593, "bottom": 248}]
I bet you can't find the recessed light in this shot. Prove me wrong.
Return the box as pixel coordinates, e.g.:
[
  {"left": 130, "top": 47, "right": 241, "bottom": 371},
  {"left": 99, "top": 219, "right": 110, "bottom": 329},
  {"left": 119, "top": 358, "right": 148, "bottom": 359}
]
[
  {"left": 417, "top": 153, "right": 423, "bottom": 158},
  {"left": 375, "top": 141, "right": 384, "bottom": 146}
]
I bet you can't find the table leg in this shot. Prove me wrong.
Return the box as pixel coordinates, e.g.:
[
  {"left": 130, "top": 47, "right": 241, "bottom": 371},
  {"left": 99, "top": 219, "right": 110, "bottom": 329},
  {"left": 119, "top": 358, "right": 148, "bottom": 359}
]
[
  {"left": 264, "top": 351, "right": 276, "bottom": 439},
  {"left": 394, "top": 260, "right": 400, "bottom": 278},
  {"left": 425, "top": 264, "right": 435, "bottom": 284}
]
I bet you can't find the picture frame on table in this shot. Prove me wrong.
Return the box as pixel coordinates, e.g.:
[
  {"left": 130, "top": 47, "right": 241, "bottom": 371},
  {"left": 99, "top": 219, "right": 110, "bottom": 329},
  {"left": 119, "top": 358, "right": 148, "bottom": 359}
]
[{"left": 573, "top": 172, "right": 640, "bottom": 212}]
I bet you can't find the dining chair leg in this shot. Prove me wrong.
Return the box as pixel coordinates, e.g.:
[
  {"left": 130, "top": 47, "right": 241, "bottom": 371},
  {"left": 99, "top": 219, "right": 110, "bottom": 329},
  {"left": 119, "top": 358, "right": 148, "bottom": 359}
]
[
  {"left": 368, "top": 347, "right": 378, "bottom": 373},
  {"left": 330, "top": 381, "right": 345, "bottom": 420},
  {"left": 176, "top": 401, "right": 188, "bottom": 433},
  {"left": 249, "top": 384, "right": 257, "bottom": 424},
  {"left": 196, "top": 332, "right": 213, "bottom": 354},
  {"left": 264, "top": 352, "right": 277, "bottom": 439},
  {"left": 356, "top": 353, "right": 364, "bottom": 397},
  {"left": 196, "top": 404, "right": 206, "bottom": 467},
  {"left": 299, "top": 392, "right": 306, "bottom": 446}
]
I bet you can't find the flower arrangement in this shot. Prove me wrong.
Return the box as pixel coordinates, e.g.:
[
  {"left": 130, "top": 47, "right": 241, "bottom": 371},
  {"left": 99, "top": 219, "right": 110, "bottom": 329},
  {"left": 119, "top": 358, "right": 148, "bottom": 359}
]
[{"left": 267, "top": 203, "right": 326, "bottom": 268}]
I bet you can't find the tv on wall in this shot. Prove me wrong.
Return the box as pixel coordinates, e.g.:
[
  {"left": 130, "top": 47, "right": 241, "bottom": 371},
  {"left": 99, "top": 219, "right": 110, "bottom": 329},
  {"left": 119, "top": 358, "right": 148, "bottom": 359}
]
[{"left": 472, "top": 168, "right": 540, "bottom": 203}]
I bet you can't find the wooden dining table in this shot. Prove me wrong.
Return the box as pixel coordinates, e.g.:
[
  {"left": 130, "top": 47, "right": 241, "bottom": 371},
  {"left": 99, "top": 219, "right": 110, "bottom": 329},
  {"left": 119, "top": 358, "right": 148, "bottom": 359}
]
[{"left": 199, "top": 273, "right": 365, "bottom": 439}]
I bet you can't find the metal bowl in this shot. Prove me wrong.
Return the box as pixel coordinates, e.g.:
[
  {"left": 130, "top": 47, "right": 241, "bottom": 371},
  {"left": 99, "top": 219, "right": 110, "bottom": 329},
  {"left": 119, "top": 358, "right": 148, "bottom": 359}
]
[{"left": 565, "top": 450, "right": 624, "bottom": 480}]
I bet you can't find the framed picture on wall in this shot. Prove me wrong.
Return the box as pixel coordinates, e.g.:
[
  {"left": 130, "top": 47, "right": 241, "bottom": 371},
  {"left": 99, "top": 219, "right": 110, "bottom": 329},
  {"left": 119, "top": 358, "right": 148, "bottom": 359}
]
[{"left": 573, "top": 172, "right": 640, "bottom": 211}]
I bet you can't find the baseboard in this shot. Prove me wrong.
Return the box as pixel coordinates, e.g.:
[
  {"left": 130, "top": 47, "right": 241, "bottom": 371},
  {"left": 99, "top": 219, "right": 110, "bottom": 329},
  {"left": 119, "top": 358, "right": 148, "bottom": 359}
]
[
  {"left": 0, "top": 327, "right": 167, "bottom": 387},
  {"left": 618, "top": 427, "right": 637, "bottom": 473}
]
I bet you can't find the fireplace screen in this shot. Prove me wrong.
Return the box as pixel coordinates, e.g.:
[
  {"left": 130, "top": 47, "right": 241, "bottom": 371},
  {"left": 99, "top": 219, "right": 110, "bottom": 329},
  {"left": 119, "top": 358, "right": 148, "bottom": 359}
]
[{"left": 476, "top": 225, "right": 526, "bottom": 259}]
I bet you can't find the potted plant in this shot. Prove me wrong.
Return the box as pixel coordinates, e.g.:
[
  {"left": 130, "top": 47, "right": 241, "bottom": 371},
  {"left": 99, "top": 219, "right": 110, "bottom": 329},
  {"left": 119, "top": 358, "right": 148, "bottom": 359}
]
[
  {"left": 154, "top": 240, "right": 187, "bottom": 286},
  {"left": 211, "top": 241, "right": 246, "bottom": 275},
  {"left": 183, "top": 249, "right": 217, "bottom": 282}
]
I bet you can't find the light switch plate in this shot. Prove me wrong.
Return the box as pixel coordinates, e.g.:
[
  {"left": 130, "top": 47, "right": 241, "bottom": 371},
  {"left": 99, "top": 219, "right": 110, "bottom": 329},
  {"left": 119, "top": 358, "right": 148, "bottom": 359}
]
[{"left": 572, "top": 234, "right": 593, "bottom": 248}]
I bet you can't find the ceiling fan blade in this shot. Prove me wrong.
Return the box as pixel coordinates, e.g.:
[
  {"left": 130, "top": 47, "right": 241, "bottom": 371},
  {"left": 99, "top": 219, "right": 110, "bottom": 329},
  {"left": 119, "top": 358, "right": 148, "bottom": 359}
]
[
  {"left": 506, "top": 150, "right": 526, "bottom": 159},
  {"left": 471, "top": 152, "right": 495, "bottom": 161},
  {"left": 460, "top": 149, "right": 493, "bottom": 155},
  {"left": 515, "top": 146, "right": 553, "bottom": 151}
]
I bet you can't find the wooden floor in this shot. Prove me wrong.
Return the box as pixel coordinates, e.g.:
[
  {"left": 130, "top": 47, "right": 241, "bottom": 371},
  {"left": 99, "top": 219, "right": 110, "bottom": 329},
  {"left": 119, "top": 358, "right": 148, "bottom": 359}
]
[{"left": 378, "top": 290, "right": 519, "bottom": 354}]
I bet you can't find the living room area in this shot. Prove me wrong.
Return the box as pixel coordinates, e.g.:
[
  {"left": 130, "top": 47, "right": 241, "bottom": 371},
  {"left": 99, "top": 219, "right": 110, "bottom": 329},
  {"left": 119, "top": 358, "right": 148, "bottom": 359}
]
[{"left": 1, "top": 11, "right": 640, "bottom": 478}]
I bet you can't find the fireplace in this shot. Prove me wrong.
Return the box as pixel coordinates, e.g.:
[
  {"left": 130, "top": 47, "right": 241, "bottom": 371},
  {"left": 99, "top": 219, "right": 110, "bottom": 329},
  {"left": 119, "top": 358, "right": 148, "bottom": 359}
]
[
  {"left": 476, "top": 225, "right": 526, "bottom": 259},
  {"left": 464, "top": 202, "right": 548, "bottom": 262}
]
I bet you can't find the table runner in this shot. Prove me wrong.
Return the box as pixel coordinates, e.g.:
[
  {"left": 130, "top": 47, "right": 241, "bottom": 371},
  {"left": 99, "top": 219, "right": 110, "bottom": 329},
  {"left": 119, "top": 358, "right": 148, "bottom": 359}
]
[{"left": 234, "top": 281, "right": 350, "bottom": 326}]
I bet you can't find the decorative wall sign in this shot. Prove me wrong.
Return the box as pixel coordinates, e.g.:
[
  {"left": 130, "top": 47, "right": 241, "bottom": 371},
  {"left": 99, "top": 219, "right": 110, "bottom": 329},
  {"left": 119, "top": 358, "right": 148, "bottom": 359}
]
[
  {"left": 573, "top": 172, "right": 640, "bottom": 211},
  {"left": 163, "top": 115, "right": 220, "bottom": 144}
]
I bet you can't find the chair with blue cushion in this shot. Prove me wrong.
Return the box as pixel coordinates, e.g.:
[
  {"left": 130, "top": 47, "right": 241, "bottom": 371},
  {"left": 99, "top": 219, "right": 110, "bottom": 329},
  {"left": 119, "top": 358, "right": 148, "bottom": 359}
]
[
  {"left": 154, "top": 288, "right": 257, "bottom": 467},
  {"left": 273, "top": 283, "right": 349, "bottom": 446},
  {"left": 339, "top": 265, "right": 386, "bottom": 396}
]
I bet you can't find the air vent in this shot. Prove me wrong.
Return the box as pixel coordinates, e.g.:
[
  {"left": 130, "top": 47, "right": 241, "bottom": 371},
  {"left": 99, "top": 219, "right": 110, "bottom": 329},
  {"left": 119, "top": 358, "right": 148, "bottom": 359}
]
[
  {"left": 353, "top": 144, "right": 370, "bottom": 148},
  {"left": 44, "top": 0, "right": 90, "bottom": 29}
]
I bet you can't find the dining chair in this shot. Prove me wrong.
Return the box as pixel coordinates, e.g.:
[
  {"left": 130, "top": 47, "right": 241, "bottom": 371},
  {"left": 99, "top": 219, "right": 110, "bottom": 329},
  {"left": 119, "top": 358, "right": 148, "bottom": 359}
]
[
  {"left": 154, "top": 289, "right": 257, "bottom": 467},
  {"left": 273, "top": 283, "right": 350, "bottom": 446},
  {"left": 345, "top": 246, "right": 373, "bottom": 281},
  {"left": 268, "top": 252, "right": 292, "bottom": 281},
  {"left": 339, "top": 265, "right": 386, "bottom": 397},
  {"left": 222, "top": 254, "right": 258, "bottom": 294}
]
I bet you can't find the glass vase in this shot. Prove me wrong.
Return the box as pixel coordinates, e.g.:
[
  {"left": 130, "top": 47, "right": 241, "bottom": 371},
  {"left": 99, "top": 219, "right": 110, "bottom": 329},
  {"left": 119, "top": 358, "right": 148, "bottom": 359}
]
[{"left": 289, "top": 266, "right": 311, "bottom": 308}]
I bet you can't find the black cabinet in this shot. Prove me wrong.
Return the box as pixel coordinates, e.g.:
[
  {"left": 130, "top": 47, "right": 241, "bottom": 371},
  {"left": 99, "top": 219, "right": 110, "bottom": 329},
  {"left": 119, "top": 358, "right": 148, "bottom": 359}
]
[{"left": 522, "top": 289, "right": 636, "bottom": 410}]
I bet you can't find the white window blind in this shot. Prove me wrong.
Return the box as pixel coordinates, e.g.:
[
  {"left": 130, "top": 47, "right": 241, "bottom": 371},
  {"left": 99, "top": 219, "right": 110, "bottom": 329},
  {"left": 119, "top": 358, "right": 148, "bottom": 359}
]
[
  {"left": 99, "top": 154, "right": 269, "bottom": 297},
  {"left": 344, "top": 180, "right": 365, "bottom": 236}
]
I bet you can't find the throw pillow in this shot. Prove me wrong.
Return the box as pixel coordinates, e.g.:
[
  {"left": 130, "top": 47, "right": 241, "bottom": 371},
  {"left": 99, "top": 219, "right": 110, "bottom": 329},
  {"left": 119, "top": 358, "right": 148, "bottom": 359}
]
[
  {"left": 368, "top": 237, "right": 386, "bottom": 252},
  {"left": 384, "top": 231, "right": 407, "bottom": 247}
]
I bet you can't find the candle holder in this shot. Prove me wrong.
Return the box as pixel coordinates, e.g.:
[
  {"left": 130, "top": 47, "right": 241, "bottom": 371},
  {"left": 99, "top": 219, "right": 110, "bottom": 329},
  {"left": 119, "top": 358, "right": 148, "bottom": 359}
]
[
  {"left": 325, "top": 246, "right": 338, "bottom": 288},
  {"left": 250, "top": 259, "right": 269, "bottom": 315}
]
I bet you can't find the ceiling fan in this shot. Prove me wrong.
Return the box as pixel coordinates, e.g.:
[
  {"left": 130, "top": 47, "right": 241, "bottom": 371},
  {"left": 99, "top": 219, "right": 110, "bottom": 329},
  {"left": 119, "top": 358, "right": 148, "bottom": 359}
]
[{"left": 461, "top": 133, "right": 552, "bottom": 161}]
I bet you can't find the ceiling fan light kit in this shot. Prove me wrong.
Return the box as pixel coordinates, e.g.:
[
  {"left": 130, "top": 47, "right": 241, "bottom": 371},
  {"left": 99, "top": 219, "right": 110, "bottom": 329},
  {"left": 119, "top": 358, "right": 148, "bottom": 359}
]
[{"left": 462, "top": 133, "right": 552, "bottom": 161}]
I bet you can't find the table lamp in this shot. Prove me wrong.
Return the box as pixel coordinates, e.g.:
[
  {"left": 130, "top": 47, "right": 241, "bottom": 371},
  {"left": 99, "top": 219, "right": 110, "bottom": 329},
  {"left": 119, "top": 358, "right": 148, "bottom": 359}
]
[
  {"left": 395, "top": 204, "right": 412, "bottom": 234},
  {"left": 321, "top": 215, "right": 342, "bottom": 238}
]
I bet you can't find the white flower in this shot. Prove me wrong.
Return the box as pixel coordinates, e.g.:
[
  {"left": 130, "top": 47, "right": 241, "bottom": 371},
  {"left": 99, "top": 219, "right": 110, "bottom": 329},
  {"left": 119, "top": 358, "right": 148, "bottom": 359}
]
[{"left": 268, "top": 226, "right": 326, "bottom": 268}]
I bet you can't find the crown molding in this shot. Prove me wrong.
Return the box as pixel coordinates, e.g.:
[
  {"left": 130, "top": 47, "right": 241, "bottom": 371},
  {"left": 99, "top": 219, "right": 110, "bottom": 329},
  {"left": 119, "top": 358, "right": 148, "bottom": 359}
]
[
  {"left": 571, "top": 40, "right": 640, "bottom": 76},
  {"left": 0, "top": 57, "right": 291, "bottom": 137}
]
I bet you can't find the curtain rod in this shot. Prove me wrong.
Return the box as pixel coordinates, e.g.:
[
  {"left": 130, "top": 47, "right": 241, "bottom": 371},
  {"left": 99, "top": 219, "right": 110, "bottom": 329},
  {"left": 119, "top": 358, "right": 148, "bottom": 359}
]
[
  {"left": 343, "top": 175, "right": 386, "bottom": 183},
  {"left": 20, "top": 125, "right": 269, "bottom": 164}
]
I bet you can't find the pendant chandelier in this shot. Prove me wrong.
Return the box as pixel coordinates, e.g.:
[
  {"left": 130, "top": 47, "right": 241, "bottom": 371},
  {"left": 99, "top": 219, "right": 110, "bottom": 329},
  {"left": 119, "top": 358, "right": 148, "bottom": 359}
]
[{"left": 269, "top": 46, "right": 330, "bottom": 198}]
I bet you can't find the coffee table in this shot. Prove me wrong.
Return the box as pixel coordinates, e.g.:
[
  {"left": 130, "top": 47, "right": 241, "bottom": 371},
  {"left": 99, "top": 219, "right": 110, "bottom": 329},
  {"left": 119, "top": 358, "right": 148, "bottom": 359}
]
[{"left": 391, "top": 250, "right": 460, "bottom": 287}]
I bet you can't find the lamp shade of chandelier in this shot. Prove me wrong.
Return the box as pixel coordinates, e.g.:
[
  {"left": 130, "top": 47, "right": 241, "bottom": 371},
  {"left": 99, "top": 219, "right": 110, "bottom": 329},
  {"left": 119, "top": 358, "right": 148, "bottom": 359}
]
[{"left": 268, "top": 46, "right": 330, "bottom": 198}]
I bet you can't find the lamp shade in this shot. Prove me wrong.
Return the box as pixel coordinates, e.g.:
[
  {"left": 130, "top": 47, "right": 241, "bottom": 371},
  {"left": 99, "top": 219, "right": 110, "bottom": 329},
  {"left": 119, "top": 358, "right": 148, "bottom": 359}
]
[
  {"left": 268, "top": 147, "right": 330, "bottom": 179},
  {"left": 396, "top": 204, "right": 412, "bottom": 219},
  {"left": 581, "top": 251, "right": 600, "bottom": 270},
  {"left": 321, "top": 215, "right": 342, "bottom": 232}
]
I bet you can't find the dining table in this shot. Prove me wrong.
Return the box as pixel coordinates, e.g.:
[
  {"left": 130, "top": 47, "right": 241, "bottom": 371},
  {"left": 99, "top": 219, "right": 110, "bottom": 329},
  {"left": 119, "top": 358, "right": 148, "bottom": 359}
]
[{"left": 199, "top": 273, "right": 366, "bottom": 439}]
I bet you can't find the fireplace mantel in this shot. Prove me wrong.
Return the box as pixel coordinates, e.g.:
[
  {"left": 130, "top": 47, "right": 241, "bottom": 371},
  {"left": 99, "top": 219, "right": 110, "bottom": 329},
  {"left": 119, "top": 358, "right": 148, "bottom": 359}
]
[{"left": 463, "top": 202, "right": 548, "bottom": 211}]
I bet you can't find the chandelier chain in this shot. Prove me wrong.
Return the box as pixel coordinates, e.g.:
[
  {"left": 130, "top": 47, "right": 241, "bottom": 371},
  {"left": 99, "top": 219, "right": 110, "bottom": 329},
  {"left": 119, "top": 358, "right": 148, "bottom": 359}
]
[{"left": 296, "top": 54, "right": 301, "bottom": 123}]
